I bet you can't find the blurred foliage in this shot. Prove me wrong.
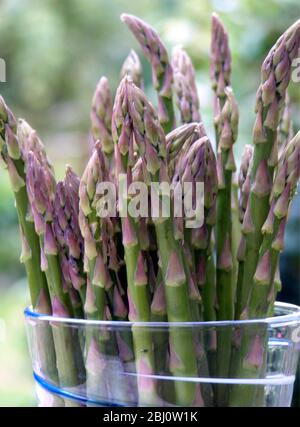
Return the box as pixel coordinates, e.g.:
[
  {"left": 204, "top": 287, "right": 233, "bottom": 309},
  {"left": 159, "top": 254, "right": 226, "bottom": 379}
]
[
  {"left": 0, "top": 280, "right": 35, "bottom": 406},
  {"left": 0, "top": 0, "right": 299, "bottom": 153},
  {"left": 0, "top": 0, "right": 299, "bottom": 406},
  {"left": 0, "top": 169, "right": 23, "bottom": 277}
]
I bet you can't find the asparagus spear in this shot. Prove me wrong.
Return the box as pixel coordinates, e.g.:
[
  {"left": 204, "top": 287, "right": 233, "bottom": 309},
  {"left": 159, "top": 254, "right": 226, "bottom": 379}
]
[
  {"left": 172, "top": 46, "right": 201, "bottom": 124},
  {"left": 251, "top": 131, "right": 300, "bottom": 316},
  {"left": 210, "top": 15, "right": 237, "bottom": 321},
  {"left": 174, "top": 133, "right": 217, "bottom": 283},
  {"left": 210, "top": 13, "right": 231, "bottom": 106},
  {"left": 123, "top": 76, "right": 203, "bottom": 406},
  {"left": 0, "top": 99, "right": 64, "bottom": 405},
  {"left": 53, "top": 167, "right": 86, "bottom": 316},
  {"left": 174, "top": 137, "right": 207, "bottom": 316},
  {"left": 90, "top": 76, "right": 114, "bottom": 175},
  {"left": 18, "top": 123, "right": 72, "bottom": 312},
  {"left": 112, "top": 79, "right": 158, "bottom": 405},
  {"left": 215, "top": 86, "right": 238, "bottom": 320},
  {"left": 169, "top": 45, "right": 217, "bottom": 322},
  {"left": 121, "top": 49, "right": 144, "bottom": 89},
  {"left": 235, "top": 19, "right": 300, "bottom": 320},
  {"left": 17, "top": 119, "right": 55, "bottom": 175},
  {"left": 229, "top": 145, "right": 254, "bottom": 404},
  {"left": 229, "top": 132, "right": 300, "bottom": 407},
  {"left": 0, "top": 101, "right": 51, "bottom": 312},
  {"left": 79, "top": 142, "right": 111, "bottom": 312},
  {"left": 121, "top": 14, "right": 175, "bottom": 133},
  {"left": 133, "top": 154, "right": 168, "bottom": 401},
  {"left": 25, "top": 152, "right": 69, "bottom": 302},
  {"left": 175, "top": 135, "right": 217, "bottom": 404},
  {"left": 213, "top": 85, "right": 238, "bottom": 405},
  {"left": 211, "top": 18, "right": 239, "bottom": 394},
  {"left": 185, "top": 136, "right": 218, "bottom": 322},
  {"left": 177, "top": 132, "right": 218, "bottom": 396}
]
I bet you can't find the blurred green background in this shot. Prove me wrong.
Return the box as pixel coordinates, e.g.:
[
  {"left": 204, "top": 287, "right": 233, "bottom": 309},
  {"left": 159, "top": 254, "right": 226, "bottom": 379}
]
[{"left": 0, "top": 0, "right": 299, "bottom": 406}]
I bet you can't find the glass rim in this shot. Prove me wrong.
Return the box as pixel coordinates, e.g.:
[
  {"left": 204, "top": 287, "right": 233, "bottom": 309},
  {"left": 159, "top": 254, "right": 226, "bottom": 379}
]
[{"left": 24, "top": 301, "right": 300, "bottom": 328}]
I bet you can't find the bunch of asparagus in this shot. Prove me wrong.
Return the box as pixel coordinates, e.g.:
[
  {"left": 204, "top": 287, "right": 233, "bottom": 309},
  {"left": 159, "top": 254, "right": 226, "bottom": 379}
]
[{"left": 0, "top": 12, "right": 299, "bottom": 407}]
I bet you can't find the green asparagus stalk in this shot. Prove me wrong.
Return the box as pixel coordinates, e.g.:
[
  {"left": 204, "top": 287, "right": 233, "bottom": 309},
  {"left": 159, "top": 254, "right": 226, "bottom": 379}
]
[
  {"left": 175, "top": 135, "right": 217, "bottom": 404},
  {"left": 177, "top": 132, "right": 218, "bottom": 396},
  {"left": 235, "top": 19, "right": 300, "bottom": 320},
  {"left": 112, "top": 80, "right": 158, "bottom": 405},
  {"left": 210, "top": 15, "right": 237, "bottom": 321},
  {"left": 121, "top": 49, "right": 144, "bottom": 89},
  {"left": 0, "top": 99, "right": 63, "bottom": 406},
  {"left": 210, "top": 23, "right": 238, "bottom": 397},
  {"left": 172, "top": 46, "right": 201, "bottom": 124},
  {"left": 210, "top": 20, "right": 245, "bottom": 381},
  {"left": 0, "top": 103, "right": 51, "bottom": 312},
  {"left": 229, "top": 132, "right": 300, "bottom": 406},
  {"left": 215, "top": 86, "right": 238, "bottom": 320},
  {"left": 121, "top": 14, "right": 175, "bottom": 134},
  {"left": 251, "top": 131, "right": 300, "bottom": 317},
  {"left": 122, "top": 76, "right": 203, "bottom": 406},
  {"left": 214, "top": 84, "right": 238, "bottom": 405}
]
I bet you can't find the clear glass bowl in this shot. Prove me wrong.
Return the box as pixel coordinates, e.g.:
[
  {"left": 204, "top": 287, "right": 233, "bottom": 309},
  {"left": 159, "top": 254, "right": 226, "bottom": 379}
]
[{"left": 24, "top": 301, "right": 300, "bottom": 407}]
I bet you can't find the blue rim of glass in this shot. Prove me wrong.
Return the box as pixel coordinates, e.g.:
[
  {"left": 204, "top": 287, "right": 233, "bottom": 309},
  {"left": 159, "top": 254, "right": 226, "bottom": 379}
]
[
  {"left": 24, "top": 301, "right": 300, "bottom": 328},
  {"left": 33, "top": 372, "right": 127, "bottom": 407}
]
